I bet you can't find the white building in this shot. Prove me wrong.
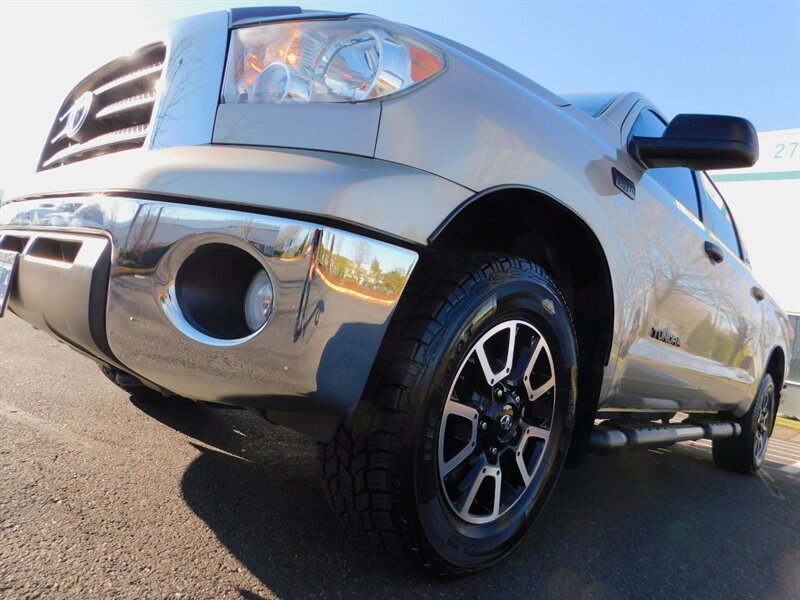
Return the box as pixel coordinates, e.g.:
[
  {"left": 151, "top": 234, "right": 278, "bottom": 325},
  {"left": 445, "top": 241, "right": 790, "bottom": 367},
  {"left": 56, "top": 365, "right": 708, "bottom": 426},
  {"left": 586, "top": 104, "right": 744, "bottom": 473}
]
[{"left": 712, "top": 128, "right": 800, "bottom": 416}]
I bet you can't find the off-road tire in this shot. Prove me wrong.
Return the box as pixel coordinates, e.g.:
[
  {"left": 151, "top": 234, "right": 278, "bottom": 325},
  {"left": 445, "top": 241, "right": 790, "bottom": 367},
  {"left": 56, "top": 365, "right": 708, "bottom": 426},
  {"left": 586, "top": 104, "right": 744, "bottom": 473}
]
[
  {"left": 320, "top": 253, "right": 577, "bottom": 575},
  {"left": 712, "top": 373, "right": 776, "bottom": 475}
]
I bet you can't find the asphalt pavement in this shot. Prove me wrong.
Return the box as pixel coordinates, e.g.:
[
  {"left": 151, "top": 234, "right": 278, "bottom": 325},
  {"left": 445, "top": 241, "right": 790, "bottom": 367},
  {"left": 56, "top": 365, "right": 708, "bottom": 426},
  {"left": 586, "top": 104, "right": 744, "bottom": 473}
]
[{"left": 1, "top": 314, "right": 798, "bottom": 599}]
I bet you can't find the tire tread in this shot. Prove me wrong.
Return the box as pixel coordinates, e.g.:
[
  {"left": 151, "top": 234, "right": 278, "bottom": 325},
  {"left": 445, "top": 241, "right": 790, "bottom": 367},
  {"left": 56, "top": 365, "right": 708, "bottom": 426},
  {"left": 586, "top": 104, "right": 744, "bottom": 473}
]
[
  {"left": 320, "top": 252, "right": 573, "bottom": 575},
  {"left": 712, "top": 374, "right": 774, "bottom": 475}
]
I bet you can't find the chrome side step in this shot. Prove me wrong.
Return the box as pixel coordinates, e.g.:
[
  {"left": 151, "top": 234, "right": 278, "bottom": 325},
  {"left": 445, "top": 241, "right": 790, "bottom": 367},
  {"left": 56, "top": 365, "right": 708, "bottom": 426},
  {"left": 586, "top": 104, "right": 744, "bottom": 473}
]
[{"left": 588, "top": 420, "right": 741, "bottom": 455}]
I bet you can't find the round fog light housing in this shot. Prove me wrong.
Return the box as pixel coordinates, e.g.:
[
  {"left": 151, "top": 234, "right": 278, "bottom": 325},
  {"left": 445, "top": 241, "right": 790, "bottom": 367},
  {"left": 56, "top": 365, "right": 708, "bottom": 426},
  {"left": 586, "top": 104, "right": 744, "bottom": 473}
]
[{"left": 244, "top": 270, "right": 274, "bottom": 332}]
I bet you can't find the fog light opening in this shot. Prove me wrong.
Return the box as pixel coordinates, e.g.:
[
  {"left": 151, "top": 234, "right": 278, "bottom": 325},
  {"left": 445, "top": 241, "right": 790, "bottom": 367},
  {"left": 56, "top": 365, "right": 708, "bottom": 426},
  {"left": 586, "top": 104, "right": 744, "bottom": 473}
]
[
  {"left": 244, "top": 270, "right": 274, "bottom": 332},
  {"left": 174, "top": 244, "right": 273, "bottom": 341}
]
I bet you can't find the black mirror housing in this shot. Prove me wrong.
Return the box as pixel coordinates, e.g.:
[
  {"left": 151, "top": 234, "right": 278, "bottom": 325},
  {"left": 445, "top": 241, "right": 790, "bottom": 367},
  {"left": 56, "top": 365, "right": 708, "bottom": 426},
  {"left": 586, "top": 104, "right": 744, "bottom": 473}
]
[{"left": 631, "top": 114, "right": 759, "bottom": 171}]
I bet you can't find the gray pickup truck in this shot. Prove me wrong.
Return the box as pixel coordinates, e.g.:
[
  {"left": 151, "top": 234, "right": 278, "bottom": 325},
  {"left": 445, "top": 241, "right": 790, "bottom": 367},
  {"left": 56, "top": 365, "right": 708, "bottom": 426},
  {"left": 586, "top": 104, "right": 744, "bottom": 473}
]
[{"left": 0, "top": 7, "right": 792, "bottom": 575}]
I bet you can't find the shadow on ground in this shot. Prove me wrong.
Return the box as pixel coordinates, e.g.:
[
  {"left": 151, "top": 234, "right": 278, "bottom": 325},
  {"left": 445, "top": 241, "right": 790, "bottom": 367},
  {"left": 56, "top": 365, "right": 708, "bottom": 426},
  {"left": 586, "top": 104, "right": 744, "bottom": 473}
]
[{"left": 131, "top": 396, "right": 800, "bottom": 600}]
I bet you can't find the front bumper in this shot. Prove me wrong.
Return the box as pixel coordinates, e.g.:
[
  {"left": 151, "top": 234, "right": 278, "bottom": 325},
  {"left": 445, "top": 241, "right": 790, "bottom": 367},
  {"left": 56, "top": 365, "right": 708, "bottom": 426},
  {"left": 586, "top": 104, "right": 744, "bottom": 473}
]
[{"left": 1, "top": 196, "right": 417, "bottom": 434}]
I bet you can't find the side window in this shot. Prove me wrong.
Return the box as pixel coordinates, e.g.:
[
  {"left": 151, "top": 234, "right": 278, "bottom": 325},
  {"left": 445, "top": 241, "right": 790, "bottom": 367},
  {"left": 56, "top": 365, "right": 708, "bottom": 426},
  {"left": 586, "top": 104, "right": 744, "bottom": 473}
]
[
  {"left": 629, "top": 109, "right": 702, "bottom": 220},
  {"left": 698, "top": 173, "right": 743, "bottom": 259}
]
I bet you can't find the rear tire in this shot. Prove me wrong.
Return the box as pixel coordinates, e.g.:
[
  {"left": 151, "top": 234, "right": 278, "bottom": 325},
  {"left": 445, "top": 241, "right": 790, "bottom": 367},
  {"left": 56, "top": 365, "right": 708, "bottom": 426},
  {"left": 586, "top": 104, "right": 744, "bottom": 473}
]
[
  {"left": 712, "top": 373, "right": 775, "bottom": 475},
  {"left": 320, "top": 254, "right": 577, "bottom": 575}
]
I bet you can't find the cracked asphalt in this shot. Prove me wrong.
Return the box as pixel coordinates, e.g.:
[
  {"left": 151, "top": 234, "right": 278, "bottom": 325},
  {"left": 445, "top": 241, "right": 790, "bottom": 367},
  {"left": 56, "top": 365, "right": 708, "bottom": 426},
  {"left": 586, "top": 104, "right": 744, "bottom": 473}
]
[{"left": 1, "top": 313, "right": 799, "bottom": 599}]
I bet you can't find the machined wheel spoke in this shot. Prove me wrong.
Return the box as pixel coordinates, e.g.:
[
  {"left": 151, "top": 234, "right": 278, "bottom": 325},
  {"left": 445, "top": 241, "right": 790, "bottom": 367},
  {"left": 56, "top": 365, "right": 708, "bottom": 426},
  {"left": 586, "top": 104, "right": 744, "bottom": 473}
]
[
  {"left": 523, "top": 338, "right": 555, "bottom": 402},
  {"left": 515, "top": 431, "right": 534, "bottom": 486},
  {"left": 443, "top": 398, "right": 480, "bottom": 422},
  {"left": 514, "top": 425, "right": 549, "bottom": 485},
  {"left": 755, "top": 393, "right": 774, "bottom": 461},
  {"left": 527, "top": 376, "right": 555, "bottom": 402},
  {"left": 504, "top": 324, "right": 517, "bottom": 377},
  {"left": 757, "top": 431, "right": 767, "bottom": 458},
  {"left": 528, "top": 425, "right": 550, "bottom": 442},
  {"left": 474, "top": 342, "right": 498, "bottom": 387},
  {"left": 439, "top": 400, "right": 479, "bottom": 476},
  {"left": 523, "top": 338, "right": 545, "bottom": 382},
  {"left": 473, "top": 322, "right": 517, "bottom": 387},
  {"left": 458, "top": 457, "right": 502, "bottom": 520}
]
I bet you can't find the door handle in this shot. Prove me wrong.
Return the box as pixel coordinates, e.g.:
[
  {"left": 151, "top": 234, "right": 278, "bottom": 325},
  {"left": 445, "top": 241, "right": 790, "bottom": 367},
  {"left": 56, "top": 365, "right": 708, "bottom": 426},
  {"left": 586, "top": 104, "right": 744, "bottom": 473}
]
[
  {"left": 704, "top": 241, "right": 724, "bottom": 264},
  {"left": 751, "top": 286, "right": 765, "bottom": 302}
]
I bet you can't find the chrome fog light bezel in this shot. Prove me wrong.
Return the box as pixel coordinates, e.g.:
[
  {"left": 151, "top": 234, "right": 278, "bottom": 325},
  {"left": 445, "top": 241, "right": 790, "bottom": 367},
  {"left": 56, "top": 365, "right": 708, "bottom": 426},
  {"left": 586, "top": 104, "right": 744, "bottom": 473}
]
[{"left": 157, "top": 236, "right": 276, "bottom": 347}]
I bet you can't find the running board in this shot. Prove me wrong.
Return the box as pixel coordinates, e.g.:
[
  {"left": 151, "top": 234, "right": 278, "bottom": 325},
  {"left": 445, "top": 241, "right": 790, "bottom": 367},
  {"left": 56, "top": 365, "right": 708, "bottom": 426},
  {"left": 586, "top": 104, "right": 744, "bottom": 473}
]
[{"left": 588, "top": 420, "right": 742, "bottom": 455}]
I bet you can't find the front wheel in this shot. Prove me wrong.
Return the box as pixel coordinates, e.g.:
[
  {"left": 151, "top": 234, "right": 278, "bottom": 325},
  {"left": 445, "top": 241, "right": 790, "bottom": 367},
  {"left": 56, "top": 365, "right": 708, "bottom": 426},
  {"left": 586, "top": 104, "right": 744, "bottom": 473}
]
[{"left": 320, "top": 254, "right": 577, "bottom": 575}]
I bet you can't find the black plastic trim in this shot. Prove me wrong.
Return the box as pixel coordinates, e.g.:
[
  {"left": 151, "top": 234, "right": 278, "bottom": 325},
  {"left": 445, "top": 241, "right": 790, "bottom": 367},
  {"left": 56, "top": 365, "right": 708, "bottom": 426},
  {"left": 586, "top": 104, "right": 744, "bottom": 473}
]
[
  {"left": 229, "top": 5, "right": 302, "bottom": 25},
  {"left": 704, "top": 240, "right": 725, "bottom": 264},
  {"left": 612, "top": 167, "right": 635, "bottom": 200},
  {"left": 87, "top": 241, "right": 115, "bottom": 360},
  {"left": 229, "top": 8, "right": 357, "bottom": 28}
]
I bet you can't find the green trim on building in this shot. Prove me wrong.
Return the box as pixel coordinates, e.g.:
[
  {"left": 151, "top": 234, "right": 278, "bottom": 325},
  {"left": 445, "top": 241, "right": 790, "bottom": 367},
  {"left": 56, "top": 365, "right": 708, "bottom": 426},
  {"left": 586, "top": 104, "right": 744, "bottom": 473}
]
[{"left": 711, "top": 170, "right": 800, "bottom": 182}]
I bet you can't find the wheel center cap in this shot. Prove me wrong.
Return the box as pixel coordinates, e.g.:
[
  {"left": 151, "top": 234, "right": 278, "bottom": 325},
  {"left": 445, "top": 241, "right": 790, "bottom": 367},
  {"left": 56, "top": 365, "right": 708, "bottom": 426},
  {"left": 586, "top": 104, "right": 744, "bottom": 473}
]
[{"left": 499, "top": 412, "right": 514, "bottom": 431}]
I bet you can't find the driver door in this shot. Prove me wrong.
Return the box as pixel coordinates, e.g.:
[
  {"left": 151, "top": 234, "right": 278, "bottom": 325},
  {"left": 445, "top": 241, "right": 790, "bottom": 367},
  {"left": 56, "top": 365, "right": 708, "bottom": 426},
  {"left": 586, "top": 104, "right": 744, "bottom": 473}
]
[{"left": 614, "top": 108, "right": 722, "bottom": 410}]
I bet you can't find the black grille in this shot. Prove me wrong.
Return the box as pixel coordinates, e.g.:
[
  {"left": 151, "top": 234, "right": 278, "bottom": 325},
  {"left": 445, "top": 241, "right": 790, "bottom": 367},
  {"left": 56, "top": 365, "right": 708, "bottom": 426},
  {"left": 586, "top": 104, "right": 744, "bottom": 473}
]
[{"left": 38, "top": 42, "right": 166, "bottom": 171}]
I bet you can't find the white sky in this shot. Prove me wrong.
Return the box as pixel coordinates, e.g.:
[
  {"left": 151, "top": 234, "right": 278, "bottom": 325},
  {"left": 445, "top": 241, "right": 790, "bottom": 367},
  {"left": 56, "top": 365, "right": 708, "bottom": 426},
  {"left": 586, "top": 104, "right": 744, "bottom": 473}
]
[
  {"left": 714, "top": 130, "right": 800, "bottom": 314},
  {"left": 722, "top": 177, "right": 800, "bottom": 314}
]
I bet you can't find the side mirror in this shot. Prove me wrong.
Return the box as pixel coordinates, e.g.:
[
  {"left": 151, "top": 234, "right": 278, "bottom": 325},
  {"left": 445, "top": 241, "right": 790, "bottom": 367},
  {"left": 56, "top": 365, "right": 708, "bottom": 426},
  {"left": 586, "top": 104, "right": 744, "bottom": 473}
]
[{"left": 630, "top": 114, "right": 758, "bottom": 170}]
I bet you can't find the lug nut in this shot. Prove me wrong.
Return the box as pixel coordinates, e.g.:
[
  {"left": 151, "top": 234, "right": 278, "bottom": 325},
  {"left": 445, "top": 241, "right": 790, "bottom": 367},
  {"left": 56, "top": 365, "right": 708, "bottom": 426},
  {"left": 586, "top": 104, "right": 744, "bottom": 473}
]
[
  {"left": 480, "top": 420, "right": 489, "bottom": 431},
  {"left": 490, "top": 446, "right": 498, "bottom": 457},
  {"left": 494, "top": 388, "right": 504, "bottom": 399}
]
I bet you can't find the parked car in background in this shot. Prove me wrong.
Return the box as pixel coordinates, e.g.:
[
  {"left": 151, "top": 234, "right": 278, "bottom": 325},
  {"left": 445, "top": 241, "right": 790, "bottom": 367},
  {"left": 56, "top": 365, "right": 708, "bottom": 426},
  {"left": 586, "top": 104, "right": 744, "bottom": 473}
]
[{"left": 0, "top": 7, "right": 792, "bottom": 575}]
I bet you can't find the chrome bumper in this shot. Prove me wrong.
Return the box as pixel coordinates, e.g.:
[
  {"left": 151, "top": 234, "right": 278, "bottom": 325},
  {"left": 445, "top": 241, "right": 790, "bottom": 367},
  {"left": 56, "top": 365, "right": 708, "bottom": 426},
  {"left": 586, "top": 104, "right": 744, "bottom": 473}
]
[{"left": 1, "top": 196, "right": 417, "bottom": 431}]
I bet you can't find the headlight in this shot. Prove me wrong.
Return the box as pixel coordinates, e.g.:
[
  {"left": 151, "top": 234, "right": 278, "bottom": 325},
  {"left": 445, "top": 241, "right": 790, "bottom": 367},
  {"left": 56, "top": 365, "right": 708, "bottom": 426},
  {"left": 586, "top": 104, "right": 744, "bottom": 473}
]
[{"left": 222, "top": 18, "right": 446, "bottom": 104}]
